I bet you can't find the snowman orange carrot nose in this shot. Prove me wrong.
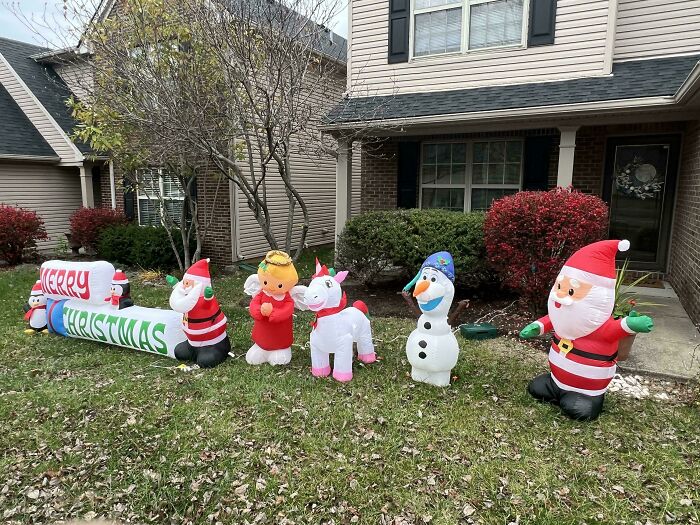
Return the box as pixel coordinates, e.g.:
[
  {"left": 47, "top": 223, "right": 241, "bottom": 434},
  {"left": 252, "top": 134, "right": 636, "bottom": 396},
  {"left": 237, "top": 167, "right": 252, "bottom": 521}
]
[{"left": 413, "top": 280, "right": 430, "bottom": 297}]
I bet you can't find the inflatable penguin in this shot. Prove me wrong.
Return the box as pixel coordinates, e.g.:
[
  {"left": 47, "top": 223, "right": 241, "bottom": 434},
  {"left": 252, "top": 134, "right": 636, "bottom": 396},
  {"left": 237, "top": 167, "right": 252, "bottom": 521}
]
[
  {"left": 403, "top": 252, "right": 460, "bottom": 387},
  {"left": 106, "top": 269, "right": 134, "bottom": 310},
  {"left": 23, "top": 280, "right": 47, "bottom": 334}
]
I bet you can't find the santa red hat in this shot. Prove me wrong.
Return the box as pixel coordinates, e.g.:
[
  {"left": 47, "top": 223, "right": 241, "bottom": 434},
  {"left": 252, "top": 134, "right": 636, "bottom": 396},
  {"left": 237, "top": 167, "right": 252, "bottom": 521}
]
[
  {"left": 112, "top": 269, "right": 129, "bottom": 285},
  {"left": 30, "top": 280, "right": 42, "bottom": 296},
  {"left": 184, "top": 258, "right": 211, "bottom": 287},
  {"left": 561, "top": 239, "right": 630, "bottom": 289}
]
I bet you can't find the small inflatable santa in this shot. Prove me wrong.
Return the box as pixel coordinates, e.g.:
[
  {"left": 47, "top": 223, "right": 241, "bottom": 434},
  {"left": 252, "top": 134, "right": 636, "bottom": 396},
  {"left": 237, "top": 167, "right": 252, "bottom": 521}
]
[
  {"left": 106, "top": 269, "right": 134, "bottom": 310},
  {"left": 167, "top": 258, "right": 230, "bottom": 368},
  {"left": 23, "top": 280, "right": 47, "bottom": 334},
  {"left": 520, "top": 240, "right": 654, "bottom": 421}
]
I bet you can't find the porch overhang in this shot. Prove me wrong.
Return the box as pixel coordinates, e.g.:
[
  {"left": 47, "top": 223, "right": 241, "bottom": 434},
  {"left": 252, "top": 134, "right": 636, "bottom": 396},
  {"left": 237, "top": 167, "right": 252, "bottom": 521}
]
[{"left": 322, "top": 55, "right": 700, "bottom": 136}]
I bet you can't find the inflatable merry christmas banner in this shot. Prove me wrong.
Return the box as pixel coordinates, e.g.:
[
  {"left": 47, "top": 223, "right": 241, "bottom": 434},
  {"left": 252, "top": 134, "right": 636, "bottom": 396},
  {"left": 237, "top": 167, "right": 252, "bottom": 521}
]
[{"left": 47, "top": 300, "right": 185, "bottom": 358}]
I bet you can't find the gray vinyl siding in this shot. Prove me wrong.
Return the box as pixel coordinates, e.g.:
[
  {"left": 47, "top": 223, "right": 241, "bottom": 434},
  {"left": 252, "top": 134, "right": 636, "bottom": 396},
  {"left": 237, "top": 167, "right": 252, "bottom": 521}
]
[
  {"left": 0, "top": 162, "right": 82, "bottom": 251},
  {"left": 53, "top": 60, "right": 93, "bottom": 103},
  {"left": 350, "top": 0, "right": 611, "bottom": 96},
  {"left": 614, "top": 0, "right": 700, "bottom": 60},
  {"left": 235, "top": 67, "right": 361, "bottom": 261},
  {"left": 0, "top": 57, "right": 77, "bottom": 161}
]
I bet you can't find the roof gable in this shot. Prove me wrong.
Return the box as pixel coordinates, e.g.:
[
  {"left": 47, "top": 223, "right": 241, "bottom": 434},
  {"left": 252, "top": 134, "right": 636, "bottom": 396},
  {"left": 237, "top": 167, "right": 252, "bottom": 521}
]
[{"left": 0, "top": 83, "right": 58, "bottom": 159}]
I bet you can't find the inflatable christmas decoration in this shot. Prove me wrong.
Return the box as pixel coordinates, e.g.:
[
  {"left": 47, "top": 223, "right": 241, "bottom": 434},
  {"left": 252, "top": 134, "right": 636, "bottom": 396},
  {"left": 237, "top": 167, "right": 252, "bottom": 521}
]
[
  {"left": 167, "top": 258, "right": 230, "bottom": 368},
  {"left": 106, "top": 269, "right": 134, "bottom": 310},
  {"left": 23, "top": 280, "right": 48, "bottom": 334},
  {"left": 402, "top": 252, "right": 461, "bottom": 387},
  {"left": 303, "top": 259, "right": 375, "bottom": 382},
  {"left": 243, "top": 250, "right": 307, "bottom": 366},
  {"left": 39, "top": 260, "right": 187, "bottom": 358},
  {"left": 519, "top": 240, "right": 655, "bottom": 421}
]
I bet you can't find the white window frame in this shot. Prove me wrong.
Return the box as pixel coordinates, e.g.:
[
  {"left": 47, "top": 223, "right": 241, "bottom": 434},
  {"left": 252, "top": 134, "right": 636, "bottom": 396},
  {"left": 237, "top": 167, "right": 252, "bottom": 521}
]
[
  {"left": 410, "top": 0, "right": 530, "bottom": 60},
  {"left": 418, "top": 139, "right": 523, "bottom": 212},
  {"left": 136, "top": 167, "right": 187, "bottom": 227}
]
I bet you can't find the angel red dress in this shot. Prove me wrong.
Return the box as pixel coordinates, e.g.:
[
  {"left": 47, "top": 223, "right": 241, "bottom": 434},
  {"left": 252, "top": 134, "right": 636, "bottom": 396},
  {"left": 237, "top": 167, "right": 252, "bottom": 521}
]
[{"left": 249, "top": 292, "right": 295, "bottom": 350}]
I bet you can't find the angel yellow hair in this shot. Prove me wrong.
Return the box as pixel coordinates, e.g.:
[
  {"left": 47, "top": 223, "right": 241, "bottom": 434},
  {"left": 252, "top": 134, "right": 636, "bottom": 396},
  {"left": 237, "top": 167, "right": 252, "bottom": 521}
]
[{"left": 258, "top": 250, "right": 298, "bottom": 283}]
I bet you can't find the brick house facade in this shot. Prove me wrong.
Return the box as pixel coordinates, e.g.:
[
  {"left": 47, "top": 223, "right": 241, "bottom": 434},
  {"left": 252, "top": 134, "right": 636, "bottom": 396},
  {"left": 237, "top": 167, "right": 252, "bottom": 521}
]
[{"left": 353, "top": 120, "right": 700, "bottom": 325}]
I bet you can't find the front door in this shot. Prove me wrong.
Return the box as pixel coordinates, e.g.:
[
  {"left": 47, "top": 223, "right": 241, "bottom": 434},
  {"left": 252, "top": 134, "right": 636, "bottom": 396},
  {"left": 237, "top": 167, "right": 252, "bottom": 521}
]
[{"left": 602, "top": 135, "right": 680, "bottom": 272}]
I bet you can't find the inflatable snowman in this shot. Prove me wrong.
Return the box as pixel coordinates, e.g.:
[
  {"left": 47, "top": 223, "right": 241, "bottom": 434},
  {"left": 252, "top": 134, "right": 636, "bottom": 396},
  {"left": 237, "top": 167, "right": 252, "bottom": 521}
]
[{"left": 404, "top": 252, "right": 459, "bottom": 387}]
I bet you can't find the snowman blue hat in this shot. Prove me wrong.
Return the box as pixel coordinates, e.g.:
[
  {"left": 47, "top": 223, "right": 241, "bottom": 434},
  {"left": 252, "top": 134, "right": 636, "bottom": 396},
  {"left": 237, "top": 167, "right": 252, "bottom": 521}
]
[{"left": 403, "top": 251, "right": 455, "bottom": 291}]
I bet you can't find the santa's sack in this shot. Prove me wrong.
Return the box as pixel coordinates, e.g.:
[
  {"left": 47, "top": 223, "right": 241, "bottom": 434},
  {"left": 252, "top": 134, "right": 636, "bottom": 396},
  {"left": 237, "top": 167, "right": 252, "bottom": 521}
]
[
  {"left": 40, "top": 260, "right": 115, "bottom": 305},
  {"left": 61, "top": 301, "right": 187, "bottom": 359}
]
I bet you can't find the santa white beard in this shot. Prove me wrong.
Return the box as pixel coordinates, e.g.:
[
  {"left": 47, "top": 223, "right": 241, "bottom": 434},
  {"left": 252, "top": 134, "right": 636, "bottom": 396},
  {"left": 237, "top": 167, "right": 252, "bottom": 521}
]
[
  {"left": 170, "top": 281, "right": 203, "bottom": 313},
  {"left": 548, "top": 285, "right": 614, "bottom": 340}
]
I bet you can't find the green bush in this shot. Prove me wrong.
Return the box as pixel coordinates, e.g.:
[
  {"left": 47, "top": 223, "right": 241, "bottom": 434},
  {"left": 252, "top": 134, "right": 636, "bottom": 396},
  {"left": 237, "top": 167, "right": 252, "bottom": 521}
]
[
  {"left": 97, "top": 224, "right": 192, "bottom": 271},
  {"left": 336, "top": 209, "right": 493, "bottom": 289}
]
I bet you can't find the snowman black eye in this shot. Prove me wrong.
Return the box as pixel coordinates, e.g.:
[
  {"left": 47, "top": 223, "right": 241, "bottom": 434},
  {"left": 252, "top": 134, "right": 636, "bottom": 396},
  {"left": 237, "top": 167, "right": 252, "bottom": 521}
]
[
  {"left": 422, "top": 275, "right": 427, "bottom": 280},
  {"left": 568, "top": 289, "right": 574, "bottom": 296},
  {"left": 431, "top": 277, "right": 436, "bottom": 282}
]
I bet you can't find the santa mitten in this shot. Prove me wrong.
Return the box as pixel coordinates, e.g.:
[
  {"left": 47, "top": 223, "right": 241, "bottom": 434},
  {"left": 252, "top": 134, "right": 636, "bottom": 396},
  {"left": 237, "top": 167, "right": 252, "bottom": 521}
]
[
  {"left": 204, "top": 286, "right": 214, "bottom": 299},
  {"left": 166, "top": 275, "right": 179, "bottom": 287},
  {"left": 520, "top": 322, "right": 542, "bottom": 339},
  {"left": 625, "top": 311, "right": 654, "bottom": 334}
]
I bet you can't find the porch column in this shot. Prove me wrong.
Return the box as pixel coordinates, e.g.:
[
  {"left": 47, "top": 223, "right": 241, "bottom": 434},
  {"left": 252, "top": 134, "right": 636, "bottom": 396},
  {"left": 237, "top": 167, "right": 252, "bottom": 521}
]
[
  {"left": 335, "top": 139, "right": 353, "bottom": 241},
  {"left": 79, "top": 163, "right": 95, "bottom": 208},
  {"left": 556, "top": 126, "right": 579, "bottom": 188},
  {"left": 108, "top": 160, "right": 117, "bottom": 209}
]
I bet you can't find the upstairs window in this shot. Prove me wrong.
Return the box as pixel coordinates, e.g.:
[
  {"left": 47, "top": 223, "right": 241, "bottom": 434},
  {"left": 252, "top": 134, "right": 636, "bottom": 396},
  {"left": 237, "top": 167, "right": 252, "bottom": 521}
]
[{"left": 413, "top": 0, "right": 526, "bottom": 57}]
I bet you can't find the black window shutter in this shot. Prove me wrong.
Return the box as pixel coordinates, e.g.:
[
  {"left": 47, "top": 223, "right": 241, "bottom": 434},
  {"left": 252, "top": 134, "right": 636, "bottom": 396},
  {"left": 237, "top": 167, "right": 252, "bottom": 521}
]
[
  {"left": 528, "top": 0, "right": 557, "bottom": 47},
  {"left": 397, "top": 142, "right": 420, "bottom": 207},
  {"left": 522, "top": 136, "right": 553, "bottom": 190},
  {"left": 123, "top": 176, "right": 136, "bottom": 221},
  {"left": 388, "top": 0, "right": 410, "bottom": 64}
]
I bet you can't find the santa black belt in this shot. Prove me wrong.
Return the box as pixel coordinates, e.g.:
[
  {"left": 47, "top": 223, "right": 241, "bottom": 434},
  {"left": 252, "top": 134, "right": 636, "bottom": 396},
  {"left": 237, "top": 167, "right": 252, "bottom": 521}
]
[
  {"left": 187, "top": 309, "right": 222, "bottom": 324},
  {"left": 552, "top": 336, "right": 618, "bottom": 362}
]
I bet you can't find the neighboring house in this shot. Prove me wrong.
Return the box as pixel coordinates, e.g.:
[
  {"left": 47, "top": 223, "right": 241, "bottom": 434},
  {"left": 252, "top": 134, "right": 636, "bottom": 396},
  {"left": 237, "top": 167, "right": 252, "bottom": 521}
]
[
  {"left": 325, "top": 0, "right": 700, "bottom": 324},
  {"left": 0, "top": 37, "right": 112, "bottom": 251},
  {"left": 0, "top": 8, "right": 360, "bottom": 264}
]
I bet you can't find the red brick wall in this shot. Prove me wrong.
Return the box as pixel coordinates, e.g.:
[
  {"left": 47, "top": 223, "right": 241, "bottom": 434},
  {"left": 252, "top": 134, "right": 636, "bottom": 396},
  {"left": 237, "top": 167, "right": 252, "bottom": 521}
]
[
  {"left": 669, "top": 120, "right": 700, "bottom": 326},
  {"left": 196, "top": 173, "right": 232, "bottom": 266},
  {"left": 95, "top": 162, "right": 125, "bottom": 211},
  {"left": 360, "top": 141, "right": 399, "bottom": 211}
]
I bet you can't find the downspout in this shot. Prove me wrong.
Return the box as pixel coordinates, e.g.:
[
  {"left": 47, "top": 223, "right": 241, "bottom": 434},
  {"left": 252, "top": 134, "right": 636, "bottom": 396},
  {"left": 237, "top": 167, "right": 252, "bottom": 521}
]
[{"left": 109, "top": 159, "right": 117, "bottom": 209}]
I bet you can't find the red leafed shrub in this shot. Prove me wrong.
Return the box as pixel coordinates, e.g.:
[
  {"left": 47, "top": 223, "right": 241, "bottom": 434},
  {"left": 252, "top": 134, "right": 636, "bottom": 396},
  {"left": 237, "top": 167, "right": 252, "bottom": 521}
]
[
  {"left": 484, "top": 188, "right": 609, "bottom": 311},
  {"left": 70, "top": 207, "right": 128, "bottom": 250},
  {"left": 0, "top": 205, "right": 48, "bottom": 265}
]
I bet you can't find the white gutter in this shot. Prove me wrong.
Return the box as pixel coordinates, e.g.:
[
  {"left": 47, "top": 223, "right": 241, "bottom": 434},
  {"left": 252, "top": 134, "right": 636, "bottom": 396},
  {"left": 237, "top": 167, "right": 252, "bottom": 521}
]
[
  {"left": 0, "top": 154, "right": 60, "bottom": 162},
  {"left": 675, "top": 61, "right": 700, "bottom": 104}
]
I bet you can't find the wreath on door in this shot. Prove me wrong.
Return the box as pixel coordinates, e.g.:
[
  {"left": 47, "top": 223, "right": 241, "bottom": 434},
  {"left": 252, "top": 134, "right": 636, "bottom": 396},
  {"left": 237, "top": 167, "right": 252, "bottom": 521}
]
[{"left": 615, "top": 156, "right": 664, "bottom": 200}]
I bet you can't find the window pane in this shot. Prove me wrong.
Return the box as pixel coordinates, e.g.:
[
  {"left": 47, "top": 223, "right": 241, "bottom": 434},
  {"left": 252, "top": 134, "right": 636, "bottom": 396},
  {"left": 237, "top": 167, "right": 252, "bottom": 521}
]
[
  {"left": 165, "top": 199, "right": 184, "bottom": 223},
  {"left": 506, "top": 140, "right": 523, "bottom": 162},
  {"left": 435, "top": 188, "right": 451, "bottom": 208},
  {"left": 451, "top": 188, "right": 465, "bottom": 211},
  {"left": 452, "top": 164, "right": 466, "bottom": 185},
  {"left": 436, "top": 164, "right": 451, "bottom": 184},
  {"left": 436, "top": 143, "right": 451, "bottom": 164},
  {"left": 138, "top": 198, "right": 159, "bottom": 226},
  {"left": 423, "top": 144, "right": 437, "bottom": 164},
  {"left": 422, "top": 188, "right": 436, "bottom": 208},
  {"left": 487, "top": 163, "right": 505, "bottom": 184},
  {"left": 472, "top": 163, "right": 486, "bottom": 184},
  {"left": 422, "top": 165, "right": 437, "bottom": 184},
  {"left": 469, "top": 0, "right": 523, "bottom": 50},
  {"left": 471, "top": 188, "right": 518, "bottom": 211},
  {"left": 473, "top": 142, "right": 488, "bottom": 163},
  {"left": 489, "top": 141, "right": 505, "bottom": 163},
  {"left": 452, "top": 143, "right": 467, "bottom": 163},
  {"left": 416, "top": 0, "right": 460, "bottom": 9},
  {"left": 505, "top": 163, "right": 521, "bottom": 184},
  {"left": 415, "top": 8, "right": 462, "bottom": 56}
]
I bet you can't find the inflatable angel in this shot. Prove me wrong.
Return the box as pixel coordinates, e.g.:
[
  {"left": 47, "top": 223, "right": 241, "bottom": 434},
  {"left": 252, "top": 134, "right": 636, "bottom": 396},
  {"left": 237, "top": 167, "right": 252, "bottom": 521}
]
[
  {"left": 244, "top": 250, "right": 307, "bottom": 366},
  {"left": 520, "top": 240, "right": 654, "bottom": 421}
]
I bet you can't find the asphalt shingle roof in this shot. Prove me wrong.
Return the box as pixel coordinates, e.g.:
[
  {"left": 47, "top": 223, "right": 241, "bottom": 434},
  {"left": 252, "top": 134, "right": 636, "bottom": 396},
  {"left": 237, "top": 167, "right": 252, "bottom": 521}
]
[
  {"left": 325, "top": 54, "right": 700, "bottom": 125},
  {"left": 0, "top": 36, "right": 91, "bottom": 154},
  {"left": 0, "top": 82, "right": 57, "bottom": 158}
]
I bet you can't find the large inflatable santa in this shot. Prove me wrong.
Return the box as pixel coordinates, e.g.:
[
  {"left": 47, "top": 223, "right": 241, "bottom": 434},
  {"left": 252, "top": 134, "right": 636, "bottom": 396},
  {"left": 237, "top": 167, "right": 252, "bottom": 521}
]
[
  {"left": 167, "top": 259, "right": 230, "bottom": 368},
  {"left": 520, "top": 240, "right": 654, "bottom": 421}
]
